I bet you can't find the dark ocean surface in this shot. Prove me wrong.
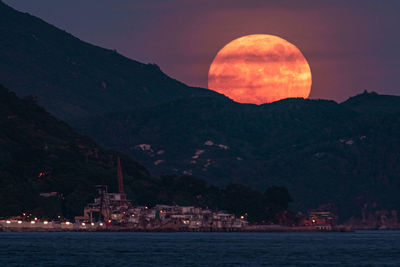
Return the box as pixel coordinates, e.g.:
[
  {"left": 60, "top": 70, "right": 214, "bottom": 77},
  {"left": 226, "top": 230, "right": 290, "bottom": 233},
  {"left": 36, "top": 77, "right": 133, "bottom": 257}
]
[{"left": 1, "top": 231, "right": 399, "bottom": 266}]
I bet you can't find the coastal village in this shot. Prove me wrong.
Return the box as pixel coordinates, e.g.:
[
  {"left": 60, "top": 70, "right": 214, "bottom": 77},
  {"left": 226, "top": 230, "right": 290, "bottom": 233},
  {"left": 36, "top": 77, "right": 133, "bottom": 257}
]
[
  {"left": 0, "top": 158, "right": 343, "bottom": 232},
  {"left": 0, "top": 191, "right": 339, "bottom": 232},
  {"left": 0, "top": 203, "right": 249, "bottom": 232}
]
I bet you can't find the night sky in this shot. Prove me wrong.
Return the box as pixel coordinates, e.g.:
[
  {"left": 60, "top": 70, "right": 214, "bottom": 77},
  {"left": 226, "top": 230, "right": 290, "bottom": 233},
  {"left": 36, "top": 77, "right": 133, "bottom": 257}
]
[{"left": 5, "top": 0, "right": 400, "bottom": 102}]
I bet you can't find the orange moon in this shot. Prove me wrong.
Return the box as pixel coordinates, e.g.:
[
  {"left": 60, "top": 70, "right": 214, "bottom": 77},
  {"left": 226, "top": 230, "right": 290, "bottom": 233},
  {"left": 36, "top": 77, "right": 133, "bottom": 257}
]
[{"left": 208, "top": 34, "right": 312, "bottom": 104}]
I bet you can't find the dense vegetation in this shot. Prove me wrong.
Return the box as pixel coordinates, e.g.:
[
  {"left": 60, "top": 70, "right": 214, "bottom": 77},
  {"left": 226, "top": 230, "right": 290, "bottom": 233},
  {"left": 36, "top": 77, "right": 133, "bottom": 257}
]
[
  {"left": 1, "top": 1, "right": 400, "bottom": 223},
  {"left": 154, "top": 175, "right": 293, "bottom": 223},
  {"left": 0, "top": 85, "right": 291, "bottom": 222},
  {"left": 0, "top": 84, "right": 148, "bottom": 218},
  {"left": 78, "top": 92, "right": 400, "bottom": 221}
]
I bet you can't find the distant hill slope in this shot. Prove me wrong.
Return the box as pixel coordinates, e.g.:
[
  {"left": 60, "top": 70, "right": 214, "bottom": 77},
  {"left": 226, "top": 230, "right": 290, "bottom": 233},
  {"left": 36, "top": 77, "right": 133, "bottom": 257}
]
[
  {"left": 0, "top": 84, "right": 292, "bottom": 223},
  {"left": 78, "top": 92, "right": 400, "bottom": 220},
  {"left": 2, "top": 1, "right": 400, "bottom": 223},
  {"left": 342, "top": 90, "right": 400, "bottom": 114},
  {"left": 0, "top": 83, "right": 152, "bottom": 218},
  {"left": 0, "top": 1, "right": 226, "bottom": 122}
]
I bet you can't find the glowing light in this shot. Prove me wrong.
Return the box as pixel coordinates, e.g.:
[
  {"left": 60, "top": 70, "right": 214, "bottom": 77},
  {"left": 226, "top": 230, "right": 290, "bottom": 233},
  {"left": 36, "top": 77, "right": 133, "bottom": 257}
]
[
  {"left": 43, "top": 221, "right": 48, "bottom": 225},
  {"left": 240, "top": 216, "right": 245, "bottom": 219},
  {"left": 34, "top": 217, "right": 38, "bottom": 221},
  {"left": 208, "top": 34, "right": 312, "bottom": 104},
  {"left": 66, "top": 222, "right": 70, "bottom": 225},
  {"left": 31, "top": 221, "right": 35, "bottom": 224},
  {"left": 82, "top": 223, "right": 86, "bottom": 226},
  {"left": 91, "top": 223, "right": 95, "bottom": 226},
  {"left": 18, "top": 221, "right": 22, "bottom": 224},
  {"left": 6, "top": 220, "right": 11, "bottom": 224},
  {"left": 99, "top": 223, "right": 104, "bottom": 226}
]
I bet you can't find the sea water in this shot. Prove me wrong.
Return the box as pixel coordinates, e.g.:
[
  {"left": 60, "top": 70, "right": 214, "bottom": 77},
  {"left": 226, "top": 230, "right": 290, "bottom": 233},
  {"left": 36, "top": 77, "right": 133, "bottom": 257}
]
[{"left": 1, "top": 231, "right": 400, "bottom": 266}]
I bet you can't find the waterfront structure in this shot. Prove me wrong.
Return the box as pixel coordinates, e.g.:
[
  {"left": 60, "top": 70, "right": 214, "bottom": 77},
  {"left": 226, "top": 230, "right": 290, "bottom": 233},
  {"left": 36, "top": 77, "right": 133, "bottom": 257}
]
[
  {"left": 306, "top": 211, "right": 336, "bottom": 226},
  {"left": 0, "top": 219, "right": 106, "bottom": 231},
  {"left": 74, "top": 193, "right": 248, "bottom": 230},
  {"left": 74, "top": 157, "right": 248, "bottom": 230},
  {"left": 1, "top": 157, "right": 249, "bottom": 231}
]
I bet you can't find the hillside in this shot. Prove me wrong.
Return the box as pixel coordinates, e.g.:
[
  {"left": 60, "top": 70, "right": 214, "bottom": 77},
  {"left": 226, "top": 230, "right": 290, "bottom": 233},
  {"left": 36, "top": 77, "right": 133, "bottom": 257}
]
[
  {"left": 78, "top": 96, "right": 353, "bottom": 186},
  {"left": 1, "top": 2, "right": 400, "bottom": 223},
  {"left": 342, "top": 90, "right": 400, "bottom": 114},
  {"left": 0, "top": 1, "right": 226, "bottom": 122},
  {"left": 0, "top": 83, "right": 151, "bottom": 218},
  {"left": 78, "top": 93, "right": 400, "bottom": 221},
  {"left": 0, "top": 84, "right": 292, "bottom": 222}
]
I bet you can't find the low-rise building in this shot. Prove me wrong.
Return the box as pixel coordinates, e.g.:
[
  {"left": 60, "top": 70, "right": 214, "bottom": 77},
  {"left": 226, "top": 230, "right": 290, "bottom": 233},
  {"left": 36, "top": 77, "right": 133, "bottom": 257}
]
[{"left": 74, "top": 185, "right": 248, "bottom": 230}]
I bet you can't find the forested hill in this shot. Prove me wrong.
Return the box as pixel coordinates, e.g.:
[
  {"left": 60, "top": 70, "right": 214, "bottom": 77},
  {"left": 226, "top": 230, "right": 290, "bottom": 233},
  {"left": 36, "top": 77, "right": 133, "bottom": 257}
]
[
  {"left": 0, "top": 84, "right": 291, "bottom": 222},
  {"left": 2, "top": 1, "right": 400, "bottom": 223},
  {"left": 78, "top": 91, "right": 400, "bottom": 221},
  {"left": 0, "top": 1, "right": 226, "bottom": 122},
  {"left": 0, "top": 83, "right": 150, "bottom": 218}
]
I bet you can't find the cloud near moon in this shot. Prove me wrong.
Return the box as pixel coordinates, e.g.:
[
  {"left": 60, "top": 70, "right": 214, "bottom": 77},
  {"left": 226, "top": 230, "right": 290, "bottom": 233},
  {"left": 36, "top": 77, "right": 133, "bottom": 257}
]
[{"left": 208, "top": 34, "right": 312, "bottom": 104}]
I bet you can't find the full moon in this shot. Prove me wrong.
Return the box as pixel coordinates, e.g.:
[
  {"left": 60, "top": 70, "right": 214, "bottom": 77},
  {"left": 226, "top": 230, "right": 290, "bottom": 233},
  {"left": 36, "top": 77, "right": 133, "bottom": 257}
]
[{"left": 208, "top": 34, "right": 312, "bottom": 104}]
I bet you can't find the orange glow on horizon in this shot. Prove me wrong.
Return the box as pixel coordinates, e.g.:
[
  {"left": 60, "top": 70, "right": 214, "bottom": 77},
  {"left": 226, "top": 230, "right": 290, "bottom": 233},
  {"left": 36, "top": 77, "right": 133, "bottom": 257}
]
[{"left": 208, "top": 34, "right": 312, "bottom": 104}]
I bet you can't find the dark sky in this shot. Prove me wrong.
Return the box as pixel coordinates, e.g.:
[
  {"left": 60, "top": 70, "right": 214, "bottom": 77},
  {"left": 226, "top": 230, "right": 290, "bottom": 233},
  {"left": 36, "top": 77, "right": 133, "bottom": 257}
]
[{"left": 5, "top": 0, "right": 400, "bottom": 102}]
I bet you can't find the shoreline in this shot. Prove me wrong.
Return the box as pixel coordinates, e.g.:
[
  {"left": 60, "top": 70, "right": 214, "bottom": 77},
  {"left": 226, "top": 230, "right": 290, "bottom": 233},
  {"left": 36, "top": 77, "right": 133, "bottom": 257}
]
[{"left": 0, "top": 225, "right": 354, "bottom": 233}]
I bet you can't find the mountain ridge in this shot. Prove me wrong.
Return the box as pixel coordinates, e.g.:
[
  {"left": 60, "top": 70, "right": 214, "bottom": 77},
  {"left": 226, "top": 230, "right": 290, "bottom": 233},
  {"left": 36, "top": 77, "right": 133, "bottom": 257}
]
[
  {"left": 76, "top": 92, "right": 400, "bottom": 220},
  {"left": 0, "top": 83, "right": 295, "bottom": 223},
  {"left": 0, "top": 1, "right": 227, "bottom": 122},
  {"left": 1, "top": 1, "right": 400, "bottom": 222}
]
